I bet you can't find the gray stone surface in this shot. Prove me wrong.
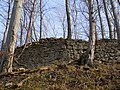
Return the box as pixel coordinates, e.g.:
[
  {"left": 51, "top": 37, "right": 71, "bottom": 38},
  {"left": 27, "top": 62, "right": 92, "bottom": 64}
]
[{"left": 14, "top": 38, "right": 120, "bottom": 68}]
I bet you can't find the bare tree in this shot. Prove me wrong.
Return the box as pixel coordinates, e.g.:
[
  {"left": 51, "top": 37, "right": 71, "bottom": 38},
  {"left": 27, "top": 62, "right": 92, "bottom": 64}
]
[
  {"left": 96, "top": 0, "right": 105, "bottom": 39},
  {"left": 110, "top": 0, "right": 120, "bottom": 43},
  {"left": 25, "top": 0, "right": 37, "bottom": 44},
  {"left": 33, "top": 23, "right": 38, "bottom": 41},
  {"left": 103, "top": 0, "right": 113, "bottom": 39},
  {"left": 39, "top": 0, "right": 43, "bottom": 40},
  {"left": 20, "top": 0, "right": 27, "bottom": 46},
  {"left": 87, "top": 0, "right": 96, "bottom": 66},
  {"left": 71, "top": 0, "right": 78, "bottom": 39},
  {"left": 65, "top": 0, "right": 72, "bottom": 39},
  {"left": 61, "top": 15, "right": 66, "bottom": 39},
  {"left": 79, "top": 0, "right": 96, "bottom": 66},
  {"left": 1, "top": 0, "right": 11, "bottom": 50},
  {"left": 0, "top": 0, "right": 22, "bottom": 73}
]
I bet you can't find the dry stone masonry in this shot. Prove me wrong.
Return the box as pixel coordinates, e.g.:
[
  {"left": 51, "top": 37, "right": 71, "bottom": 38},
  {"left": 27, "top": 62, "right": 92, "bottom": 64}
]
[{"left": 14, "top": 38, "right": 120, "bottom": 69}]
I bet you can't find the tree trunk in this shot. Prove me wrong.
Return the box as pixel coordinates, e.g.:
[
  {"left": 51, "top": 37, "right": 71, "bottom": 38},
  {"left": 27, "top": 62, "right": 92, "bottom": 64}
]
[
  {"left": 87, "top": 0, "right": 96, "bottom": 66},
  {"left": 72, "top": 0, "right": 78, "bottom": 39},
  {"left": 39, "top": 0, "right": 43, "bottom": 40},
  {"left": 25, "top": 0, "right": 37, "bottom": 44},
  {"left": 96, "top": 0, "right": 105, "bottom": 39},
  {"left": 1, "top": 0, "right": 11, "bottom": 50},
  {"left": 95, "top": 21, "right": 98, "bottom": 41},
  {"left": 33, "top": 23, "right": 38, "bottom": 41},
  {"left": 20, "top": 6, "right": 26, "bottom": 46},
  {"left": 77, "top": 0, "right": 96, "bottom": 67},
  {"left": 62, "top": 15, "right": 66, "bottom": 39},
  {"left": 79, "top": 0, "right": 95, "bottom": 66},
  {"left": 0, "top": 0, "right": 22, "bottom": 73},
  {"left": 20, "top": 20, "right": 23, "bottom": 46},
  {"left": 65, "top": 0, "right": 72, "bottom": 39},
  {"left": 103, "top": 0, "right": 113, "bottom": 39},
  {"left": 110, "top": 0, "right": 120, "bottom": 43}
]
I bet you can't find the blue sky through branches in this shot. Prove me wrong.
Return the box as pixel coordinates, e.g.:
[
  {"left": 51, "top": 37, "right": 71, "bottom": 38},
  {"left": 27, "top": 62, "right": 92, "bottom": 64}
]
[{"left": 0, "top": 0, "right": 119, "bottom": 47}]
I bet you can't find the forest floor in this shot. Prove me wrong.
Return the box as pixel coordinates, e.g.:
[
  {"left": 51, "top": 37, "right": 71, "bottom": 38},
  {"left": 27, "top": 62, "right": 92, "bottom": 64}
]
[{"left": 0, "top": 60, "right": 120, "bottom": 90}]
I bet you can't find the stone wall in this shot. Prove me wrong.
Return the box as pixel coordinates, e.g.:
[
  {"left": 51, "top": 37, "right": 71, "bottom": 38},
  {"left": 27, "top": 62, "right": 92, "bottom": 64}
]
[
  {"left": 14, "top": 38, "right": 120, "bottom": 68},
  {"left": 95, "top": 39, "right": 120, "bottom": 62}
]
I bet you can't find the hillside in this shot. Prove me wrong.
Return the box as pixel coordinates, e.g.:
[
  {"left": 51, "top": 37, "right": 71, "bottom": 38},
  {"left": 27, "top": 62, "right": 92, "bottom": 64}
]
[
  {"left": 0, "top": 38, "right": 120, "bottom": 90},
  {"left": 0, "top": 60, "right": 120, "bottom": 90}
]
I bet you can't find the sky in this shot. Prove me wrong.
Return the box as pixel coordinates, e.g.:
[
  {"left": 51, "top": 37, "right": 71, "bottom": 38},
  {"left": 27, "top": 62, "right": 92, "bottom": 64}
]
[
  {"left": 0, "top": 0, "right": 119, "bottom": 47},
  {"left": 0, "top": 0, "right": 65, "bottom": 44}
]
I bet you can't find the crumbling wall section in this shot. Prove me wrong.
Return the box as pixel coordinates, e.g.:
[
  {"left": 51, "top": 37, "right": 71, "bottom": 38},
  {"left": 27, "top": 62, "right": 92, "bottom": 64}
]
[{"left": 14, "top": 38, "right": 120, "bottom": 68}]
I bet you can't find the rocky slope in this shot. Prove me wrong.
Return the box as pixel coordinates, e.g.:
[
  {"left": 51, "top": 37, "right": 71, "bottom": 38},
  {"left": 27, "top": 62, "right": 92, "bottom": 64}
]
[
  {"left": 0, "top": 38, "right": 120, "bottom": 90},
  {"left": 14, "top": 38, "right": 120, "bottom": 69}
]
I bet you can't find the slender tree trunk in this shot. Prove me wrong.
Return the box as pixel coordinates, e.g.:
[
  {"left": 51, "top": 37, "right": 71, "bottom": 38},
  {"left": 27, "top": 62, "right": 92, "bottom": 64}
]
[
  {"left": 88, "top": 0, "right": 96, "bottom": 66},
  {"left": 1, "top": 0, "right": 11, "bottom": 50},
  {"left": 72, "top": 0, "right": 78, "bottom": 39},
  {"left": 65, "top": 0, "right": 72, "bottom": 39},
  {"left": 59, "top": 14, "right": 66, "bottom": 38},
  {"left": 20, "top": 6, "right": 26, "bottom": 46},
  {"left": 103, "top": 0, "right": 113, "bottom": 39},
  {"left": 0, "top": 0, "right": 22, "bottom": 73},
  {"left": 95, "top": 21, "right": 98, "bottom": 41},
  {"left": 96, "top": 0, "right": 105, "bottom": 39},
  {"left": 62, "top": 15, "right": 66, "bottom": 38},
  {"left": 20, "top": 20, "right": 23, "bottom": 46},
  {"left": 39, "top": 0, "right": 43, "bottom": 40},
  {"left": 25, "top": 0, "right": 37, "bottom": 44},
  {"left": 33, "top": 23, "right": 38, "bottom": 41},
  {"left": 78, "top": 0, "right": 96, "bottom": 66},
  {"left": 110, "top": 0, "right": 120, "bottom": 43}
]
